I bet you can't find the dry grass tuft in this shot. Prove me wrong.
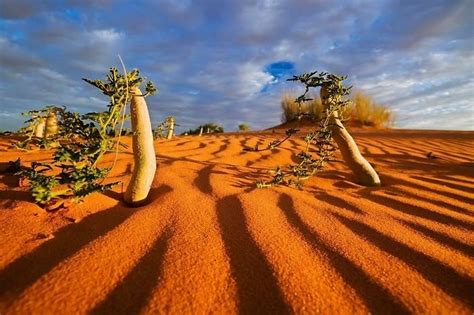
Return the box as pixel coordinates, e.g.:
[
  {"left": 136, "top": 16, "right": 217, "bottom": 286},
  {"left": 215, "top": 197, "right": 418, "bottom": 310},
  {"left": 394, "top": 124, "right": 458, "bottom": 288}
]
[
  {"left": 351, "top": 91, "right": 393, "bottom": 128},
  {"left": 281, "top": 90, "right": 393, "bottom": 128},
  {"left": 281, "top": 93, "right": 324, "bottom": 123}
]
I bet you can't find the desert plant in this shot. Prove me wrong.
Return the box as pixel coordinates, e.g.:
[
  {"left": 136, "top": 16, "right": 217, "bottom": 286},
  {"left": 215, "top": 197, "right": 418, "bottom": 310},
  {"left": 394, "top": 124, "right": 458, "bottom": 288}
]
[
  {"left": 184, "top": 123, "right": 224, "bottom": 135},
  {"left": 154, "top": 116, "right": 176, "bottom": 140},
  {"left": 307, "top": 97, "right": 324, "bottom": 121},
  {"left": 281, "top": 90, "right": 392, "bottom": 127},
  {"left": 281, "top": 93, "right": 304, "bottom": 122},
  {"left": 351, "top": 91, "right": 393, "bottom": 127},
  {"left": 34, "top": 117, "right": 46, "bottom": 138},
  {"left": 238, "top": 123, "right": 250, "bottom": 131},
  {"left": 281, "top": 92, "right": 324, "bottom": 122},
  {"left": 14, "top": 105, "right": 65, "bottom": 150},
  {"left": 18, "top": 67, "right": 157, "bottom": 210},
  {"left": 44, "top": 110, "right": 59, "bottom": 139},
  {"left": 320, "top": 84, "right": 380, "bottom": 186},
  {"left": 84, "top": 66, "right": 157, "bottom": 207},
  {"left": 124, "top": 86, "right": 157, "bottom": 206},
  {"left": 243, "top": 128, "right": 298, "bottom": 152},
  {"left": 166, "top": 116, "right": 175, "bottom": 140},
  {"left": 154, "top": 121, "right": 165, "bottom": 139},
  {"left": 247, "top": 70, "right": 380, "bottom": 188},
  {"left": 18, "top": 109, "right": 118, "bottom": 209}
]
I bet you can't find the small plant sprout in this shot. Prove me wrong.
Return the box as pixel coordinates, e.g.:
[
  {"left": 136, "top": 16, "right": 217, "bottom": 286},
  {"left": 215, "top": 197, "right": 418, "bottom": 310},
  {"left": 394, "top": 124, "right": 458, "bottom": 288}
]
[
  {"left": 15, "top": 105, "right": 65, "bottom": 150},
  {"left": 84, "top": 65, "right": 158, "bottom": 207},
  {"left": 183, "top": 123, "right": 224, "bottom": 135},
  {"left": 34, "top": 116, "right": 46, "bottom": 138},
  {"left": 238, "top": 123, "right": 250, "bottom": 131},
  {"left": 44, "top": 109, "right": 59, "bottom": 139},
  {"left": 18, "top": 67, "right": 157, "bottom": 210},
  {"left": 320, "top": 82, "right": 381, "bottom": 186},
  {"left": 153, "top": 116, "right": 177, "bottom": 140},
  {"left": 247, "top": 70, "right": 380, "bottom": 188},
  {"left": 166, "top": 116, "right": 175, "bottom": 140},
  {"left": 124, "top": 85, "right": 157, "bottom": 206}
]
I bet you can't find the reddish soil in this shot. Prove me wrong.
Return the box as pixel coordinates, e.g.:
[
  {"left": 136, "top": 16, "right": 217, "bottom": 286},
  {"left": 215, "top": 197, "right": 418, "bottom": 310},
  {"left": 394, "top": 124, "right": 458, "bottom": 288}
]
[{"left": 0, "top": 127, "right": 473, "bottom": 314}]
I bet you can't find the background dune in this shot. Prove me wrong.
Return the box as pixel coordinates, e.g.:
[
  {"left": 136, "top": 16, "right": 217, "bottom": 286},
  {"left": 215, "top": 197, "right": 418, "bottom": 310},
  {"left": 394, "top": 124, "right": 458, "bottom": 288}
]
[{"left": 0, "top": 127, "right": 473, "bottom": 314}]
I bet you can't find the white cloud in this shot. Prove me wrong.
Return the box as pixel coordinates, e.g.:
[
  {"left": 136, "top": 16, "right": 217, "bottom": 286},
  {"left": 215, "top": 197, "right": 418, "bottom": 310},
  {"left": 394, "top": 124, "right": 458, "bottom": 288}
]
[{"left": 0, "top": 0, "right": 473, "bottom": 132}]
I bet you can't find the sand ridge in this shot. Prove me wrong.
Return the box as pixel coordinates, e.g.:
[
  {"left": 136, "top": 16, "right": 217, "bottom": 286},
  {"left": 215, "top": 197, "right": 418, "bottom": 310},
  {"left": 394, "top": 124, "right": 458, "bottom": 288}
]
[{"left": 0, "top": 128, "right": 473, "bottom": 314}]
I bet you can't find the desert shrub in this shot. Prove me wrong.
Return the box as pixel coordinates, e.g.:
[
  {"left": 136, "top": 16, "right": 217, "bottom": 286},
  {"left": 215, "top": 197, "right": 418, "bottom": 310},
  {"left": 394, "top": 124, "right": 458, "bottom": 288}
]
[
  {"left": 247, "top": 71, "right": 352, "bottom": 188},
  {"left": 281, "top": 93, "right": 304, "bottom": 122},
  {"left": 184, "top": 123, "right": 224, "bottom": 135},
  {"left": 281, "top": 90, "right": 393, "bottom": 127},
  {"left": 238, "top": 123, "right": 250, "bottom": 131},
  {"left": 18, "top": 67, "right": 156, "bottom": 209},
  {"left": 154, "top": 116, "right": 176, "bottom": 139},
  {"left": 307, "top": 97, "right": 324, "bottom": 121},
  {"left": 249, "top": 71, "right": 381, "bottom": 188},
  {"left": 14, "top": 106, "right": 65, "bottom": 149},
  {"left": 281, "top": 92, "right": 324, "bottom": 122},
  {"left": 350, "top": 91, "right": 393, "bottom": 127}
]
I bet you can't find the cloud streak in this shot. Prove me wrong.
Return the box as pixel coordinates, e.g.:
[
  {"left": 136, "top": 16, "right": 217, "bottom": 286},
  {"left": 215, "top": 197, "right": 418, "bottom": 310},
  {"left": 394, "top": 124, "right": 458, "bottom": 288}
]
[{"left": 0, "top": 0, "right": 472, "bottom": 132}]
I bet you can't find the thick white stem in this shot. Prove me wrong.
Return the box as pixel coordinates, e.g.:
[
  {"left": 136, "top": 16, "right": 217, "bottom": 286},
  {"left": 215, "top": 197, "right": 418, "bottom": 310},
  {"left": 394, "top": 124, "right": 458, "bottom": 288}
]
[
  {"left": 124, "top": 87, "right": 157, "bottom": 206},
  {"left": 34, "top": 117, "right": 46, "bottom": 138},
  {"left": 44, "top": 112, "right": 58, "bottom": 139},
  {"left": 321, "top": 84, "right": 381, "bottom": 186},
  {"left": 329, "top": 113, "right": 381, "bottom": 186},
  {"left": 166, "top": 117, "right": 174, "bottom": 140}
]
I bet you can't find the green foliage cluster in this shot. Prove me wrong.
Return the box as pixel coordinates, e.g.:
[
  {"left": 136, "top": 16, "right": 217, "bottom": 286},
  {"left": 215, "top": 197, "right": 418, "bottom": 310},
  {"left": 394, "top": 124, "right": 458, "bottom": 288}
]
[
  {"left": 281, "top": 93, "right": 324, "bottom": 123},
  {"left": 154, "top": 116, "right": 176, "bottom": 139},
  {"left": 238, "top": 123, "right": 250, "bottom": 131},
  {"left": 249, "top": 70, "right": 352, "bottom": 188},
  {"left": 18, "top": 68, "right": 157, "bottom": 208},
  {"left": 183, "top": 123, "right": 224, "bottom": 135},
  {"left": 281, "top": 90, "right": 392, "bottom": 128},
  {"left": 15, "top": 105, "right": 65, "bottom": 149}
]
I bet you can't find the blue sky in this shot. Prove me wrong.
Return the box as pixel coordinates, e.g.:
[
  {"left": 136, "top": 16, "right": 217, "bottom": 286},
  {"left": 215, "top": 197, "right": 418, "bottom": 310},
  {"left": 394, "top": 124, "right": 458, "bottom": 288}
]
[{"left": 0, "top": 0, "right": 473, "bottom": 132}]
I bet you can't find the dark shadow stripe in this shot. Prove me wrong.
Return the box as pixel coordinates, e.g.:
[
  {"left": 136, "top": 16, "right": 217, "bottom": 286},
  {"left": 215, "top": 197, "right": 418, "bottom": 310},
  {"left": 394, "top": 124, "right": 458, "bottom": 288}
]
[
  {"left": 364, "top": 193, "right": 474, "bottom": 230},
  {"left": 316, "top": 192, "right": 365, "bottom": 215},
  {"left": 396, "top": 218, "right": 474, "bottom": 258},
  {"left": 194, "top": 165, "right": 213, "bottom": 194},
  {"left": 410, "top": 175, "right": 474, "bottom": 194},
  {"left": 440, "top": 175, "right": 474, "bottom": 186},
  {"left": 390, "top": 187, "right": 473, "bottom": 217},
  {"left": 0, "top": 185, "right": 173, "bottom": 306},
  {"left": 333, "top": 213, "right": 474, "bottom": 308},
  {"left": 384, "top": 175, "right": 473, "bottom": 205},
  {"left": 278, "top": 194, "right": 409, "bottom": 314},
  {"left": 216, "top": 195, "right": 290, "bottom": 314},
  {"left": 91, "top": 226, "right": 172, "bottom": 314}
]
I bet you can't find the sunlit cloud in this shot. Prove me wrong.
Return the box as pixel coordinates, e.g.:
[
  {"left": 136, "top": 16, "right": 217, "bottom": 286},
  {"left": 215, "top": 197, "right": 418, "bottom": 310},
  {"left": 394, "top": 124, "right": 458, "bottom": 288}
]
[{"left": 0, "top": 0, "right": 472, "bottom": 132}]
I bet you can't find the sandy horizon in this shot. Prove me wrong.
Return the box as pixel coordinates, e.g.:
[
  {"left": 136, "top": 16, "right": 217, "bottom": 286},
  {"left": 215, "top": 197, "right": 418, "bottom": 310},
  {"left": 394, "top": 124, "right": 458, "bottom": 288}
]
[{"left": 0, "top": 126, "right": 473, "bottom": 314}]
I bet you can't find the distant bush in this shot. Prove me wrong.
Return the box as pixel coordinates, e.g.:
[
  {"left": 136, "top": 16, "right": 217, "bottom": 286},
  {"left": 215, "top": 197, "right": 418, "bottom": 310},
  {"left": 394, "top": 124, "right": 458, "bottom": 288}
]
[
  {"left": 183, "top": 123, "right": 224, "bottom": 135},
  {"left": 281, "top": 93, "right": 323, "bottom": 123},
  {"left": 280, "top": 93, "right": 300, "bottom": 122},
  {"left": 281, "top": 90, "right": 393, "bottom": 127},
  {"left": 238, "top": 123, "right": 250, "bottom": 131},
  {"left": 351, "top": 91, "right": 393, "bottom": 127}
]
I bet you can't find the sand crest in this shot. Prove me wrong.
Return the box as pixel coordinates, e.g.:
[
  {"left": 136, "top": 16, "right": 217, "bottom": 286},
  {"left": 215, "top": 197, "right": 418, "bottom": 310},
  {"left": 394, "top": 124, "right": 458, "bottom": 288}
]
[{"left": 0, "top": 128, "right": 473, "bottom": 314}]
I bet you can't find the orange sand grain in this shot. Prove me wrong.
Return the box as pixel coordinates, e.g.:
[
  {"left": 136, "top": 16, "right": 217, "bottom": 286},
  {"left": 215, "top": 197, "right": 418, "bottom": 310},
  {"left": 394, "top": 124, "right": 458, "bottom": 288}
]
[{"left": 0, "top": 128, "right": 473, "bottom": 314}]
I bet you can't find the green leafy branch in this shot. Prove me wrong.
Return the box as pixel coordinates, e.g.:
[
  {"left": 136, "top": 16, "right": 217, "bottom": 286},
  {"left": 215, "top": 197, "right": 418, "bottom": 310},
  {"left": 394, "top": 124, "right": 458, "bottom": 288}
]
[
  {"left": 18, "top": 67, "right": 157, "bottom": 209},
  {"left": 14, "top": 105, "right": 65, "bottom": 150},
  {"left": 254, "top": 70, "right": 352, "bottom": 189}
]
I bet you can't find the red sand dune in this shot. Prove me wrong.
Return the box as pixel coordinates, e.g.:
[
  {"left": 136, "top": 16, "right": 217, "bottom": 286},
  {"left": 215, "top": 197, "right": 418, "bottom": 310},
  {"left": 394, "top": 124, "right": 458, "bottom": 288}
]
[{"left": 0, "top": 127, "right": 473, "bottom": 314}]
